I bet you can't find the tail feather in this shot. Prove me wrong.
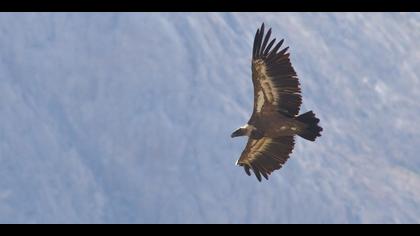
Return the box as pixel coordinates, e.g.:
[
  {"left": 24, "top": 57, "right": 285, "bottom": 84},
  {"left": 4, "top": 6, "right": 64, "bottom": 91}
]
[{"left": 296, "top": 111, "right": 322, "bottom": 141}]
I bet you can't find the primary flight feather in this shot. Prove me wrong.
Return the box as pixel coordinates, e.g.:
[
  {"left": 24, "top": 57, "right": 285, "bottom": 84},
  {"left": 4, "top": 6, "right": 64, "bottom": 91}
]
[{"left": 231, "top": 23, "right": 323, "bottom": 182}]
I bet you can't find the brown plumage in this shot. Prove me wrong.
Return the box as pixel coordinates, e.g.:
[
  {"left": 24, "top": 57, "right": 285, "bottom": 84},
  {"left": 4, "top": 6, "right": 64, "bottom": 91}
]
[{"left": 231, "top": 23, "right": 323, "bottom": 182}]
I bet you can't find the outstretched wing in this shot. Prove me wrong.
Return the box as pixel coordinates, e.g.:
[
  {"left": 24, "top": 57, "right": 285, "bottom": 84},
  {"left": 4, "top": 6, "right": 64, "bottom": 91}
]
[
  {"left": 251, "top": 23, "right": 302, "bottom": 117},
  {"left": 236, "top": 136, "right": 295, "bottom": 182}
]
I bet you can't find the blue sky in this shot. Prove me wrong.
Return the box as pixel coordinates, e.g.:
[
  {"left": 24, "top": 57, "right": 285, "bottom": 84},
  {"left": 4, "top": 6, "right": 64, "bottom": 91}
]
[{"left": 0, "top": 13, "right": 420, "bottom": 223}]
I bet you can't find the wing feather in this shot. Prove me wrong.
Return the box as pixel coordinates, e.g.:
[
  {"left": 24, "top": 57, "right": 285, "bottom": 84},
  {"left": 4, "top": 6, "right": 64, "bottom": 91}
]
[
  {"left": 260, "top": 28, "right": 271, "bottom": 56},
  {"left": 263, "top": 38, "right": 276, "bottom": 56},
  {"left": 236, "top": 136, "right": 295, "bottom": 181},
  {"left": 251, "top": 23, "right": 302, "bottom": 117}
]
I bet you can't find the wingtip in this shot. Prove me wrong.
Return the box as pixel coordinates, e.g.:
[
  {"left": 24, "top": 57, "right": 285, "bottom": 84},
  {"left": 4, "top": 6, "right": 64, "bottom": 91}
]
[
  {"left": 260, "top": 23, "right": 265, "bottom": 34},
  {"left": 260, "top": 23, "right": 272, "bottom": 35},
  {"left": 244, "top": 165, "right": 251, "bottom": 176},
  {"left": 261, "top": 172, "right": 269, "bottom": 180},
  {"left": 279, "top": 46, "right": 289, "bottom": 55}
]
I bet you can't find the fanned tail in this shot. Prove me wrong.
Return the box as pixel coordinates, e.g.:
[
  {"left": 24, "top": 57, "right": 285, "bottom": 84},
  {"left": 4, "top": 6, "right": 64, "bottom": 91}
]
[{"left": 296, "top": 111, "right": 322, "bottom": 141}]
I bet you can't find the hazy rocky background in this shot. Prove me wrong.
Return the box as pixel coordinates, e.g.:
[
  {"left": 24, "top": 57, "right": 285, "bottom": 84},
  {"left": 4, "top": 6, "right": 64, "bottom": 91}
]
[{"left": 1, "top": 13, "right": 420, "bottom": 223}]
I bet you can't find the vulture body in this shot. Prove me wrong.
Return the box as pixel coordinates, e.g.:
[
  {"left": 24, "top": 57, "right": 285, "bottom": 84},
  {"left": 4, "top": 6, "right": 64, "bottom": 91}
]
[{"left": 231, "top": 23, "right": 323, "bottom": 182}]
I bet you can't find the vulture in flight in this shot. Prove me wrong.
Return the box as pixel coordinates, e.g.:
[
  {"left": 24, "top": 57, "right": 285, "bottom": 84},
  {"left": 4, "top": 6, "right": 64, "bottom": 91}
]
[{"left": 231, "top": 23, "right": 323, "bottom": 182}]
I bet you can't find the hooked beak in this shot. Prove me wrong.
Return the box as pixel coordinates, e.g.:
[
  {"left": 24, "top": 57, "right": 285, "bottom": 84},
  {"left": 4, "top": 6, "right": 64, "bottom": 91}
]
[{"left": 231, "top": 128, "right": 243, "bottom": 138}]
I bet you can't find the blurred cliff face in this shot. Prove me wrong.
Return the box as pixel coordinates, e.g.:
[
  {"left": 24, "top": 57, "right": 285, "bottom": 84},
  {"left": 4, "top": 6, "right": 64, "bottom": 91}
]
[{"left": 0, "top": 12, "right": 419, "bottom": 223}]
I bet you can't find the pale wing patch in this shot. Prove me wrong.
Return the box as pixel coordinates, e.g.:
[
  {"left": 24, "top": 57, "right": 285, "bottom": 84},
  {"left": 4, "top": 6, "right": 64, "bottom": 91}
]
[
  {"left": 256, "top": 90, "right": 265, "bottom": 112},
  {"left": 239, "top": 138, "right": 272, "bottom": 165},
  {"left": 254, "top": 59, "right": 279, "bottom": 106},
  {"left": 261, "top": 80, "right": 276, "bottom": 103}
]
